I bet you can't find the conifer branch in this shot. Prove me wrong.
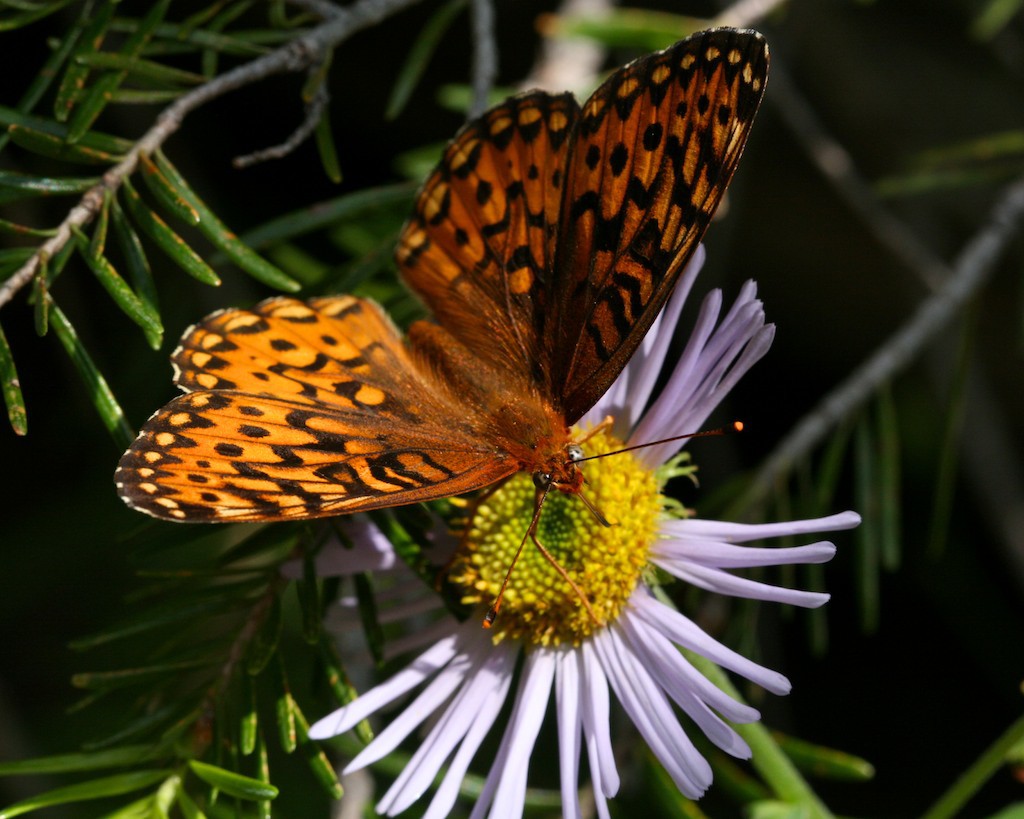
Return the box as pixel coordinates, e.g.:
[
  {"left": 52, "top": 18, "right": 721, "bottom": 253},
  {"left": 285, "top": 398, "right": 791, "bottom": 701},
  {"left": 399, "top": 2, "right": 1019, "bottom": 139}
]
[{"left": 0, "top": 0, "right": 423, "bottom": 311}]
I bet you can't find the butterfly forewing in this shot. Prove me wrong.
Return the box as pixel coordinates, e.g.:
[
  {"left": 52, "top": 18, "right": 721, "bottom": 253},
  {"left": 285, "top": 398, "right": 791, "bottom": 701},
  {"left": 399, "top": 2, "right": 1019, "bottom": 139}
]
[
  {"left": 397, "top": 92, "right": 580, "bottom": 387},
  {"left": 116, "top": 296, "right": 516, "bottom": 521},
  {"left": 550, "top": 28, "right": 769, "bottom": 422}
]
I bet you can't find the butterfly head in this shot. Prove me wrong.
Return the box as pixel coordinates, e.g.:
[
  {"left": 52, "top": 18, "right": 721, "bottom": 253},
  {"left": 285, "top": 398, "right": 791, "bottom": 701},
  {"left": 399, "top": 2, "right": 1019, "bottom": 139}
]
[{"left": 532, "top": 442, "right": 586, "bottom": 496}]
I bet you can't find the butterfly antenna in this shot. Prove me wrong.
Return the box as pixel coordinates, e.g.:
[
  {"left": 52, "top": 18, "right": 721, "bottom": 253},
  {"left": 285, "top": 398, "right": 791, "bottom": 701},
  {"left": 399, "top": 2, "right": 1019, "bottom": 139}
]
[
  {"left": 576, "top": 487, "right": 611, "bottom": 527},
  {"left": 574, "top": 421, "right": 744, "bottom": 463}
]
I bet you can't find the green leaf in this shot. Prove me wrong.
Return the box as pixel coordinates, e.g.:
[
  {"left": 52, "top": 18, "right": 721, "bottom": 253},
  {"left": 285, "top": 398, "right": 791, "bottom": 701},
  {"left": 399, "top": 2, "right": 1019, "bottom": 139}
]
[
  {"left": 74, "top": 51, "right": 206, "bottom": 87},
  {"left": 814, "top": 421, "right": 852, "bottom": 514},
  {"left": 254, "top": 732, "right": 271, "bottom": 819},
  {"left": 174, "top": 786, "right": 206, "bottom": 819},
  {"left": 386, "top": 0, "right": 466, "bottom": 120},
  {"left": 0, "top": 746, "right": 156, "bottom": 776},
  {"left": 0, "top": 770, "right": 170, "bottom": 818},
  {"left": 972, "top": 0, "right": 1024, "bottom": 40},
  {"left": 275, "top": 653, "right": 298, "bottom": 754},
  {"left": 67, "top": 0, "right": 171, "bottom": 143},
  {"left": 927, "top": 311, "right": 973, "bottom": 557},
  {"left": 30, "top": 258, "right": 53, "bottom": 336},
  {"left": 153, "top": 773, "right": 178, "bottom": 818},
  {"left": 0, "top": 105, "right": 134, "bottom": 154},
  {"left": 853, "top": 415, "right": 880, "bottom": 633},
  {"left": 0, "top": 321, "right": 27, "bottom": 435},
  {"left": 875, "top": 384, "right": 902, "bottom": 571},
  {"left": 0, "top": 1, "right": 89, "bottom": 153},
  {"left": 107, "top": 89, "right": 185, "bottom": 104},
  {"left": 0, "top": 217, "right": 57, "bottom": 238},
  {"left": 153, "top": 153, "right": 300, "bottom": 291},
  {"left": 746, "top": 801, "right": 814, "bottom": 819},
  {"left": 139, "top": 154, "right": 200, "bottom": 225},
  {"left": 179, "top": 0, "right": 243, "bottom": 39},
  {"left": 110, "top": 198, "right": 159, "bottom": 319},
  {"left": 354, "top": 571, "right": 385, "bottom": 663},
  {"left": 73, "top": 659, "right": 215, "bottom": 690},
  {"left": 187, "top": 761, "right": 278, "bottom": 802},
  {"left": 772, "top": 731, "right": 875, "bottom": 781},
  {"left": 293, "top": 706, "right": 343, "bottom": 799},
  {"left": 0, "top": 169, "right": 98, "bottom": 194},
  {"left": 198, "top": 0, "right": 261, "bottom": 77},
  {"left": 644, "top": 750, "right": 715, "bottom": 815},
  {"left": 985, "top": 804, "right": 1024, "bottom": 819},
  {"left": 54, "top": 0, "right": 118, "bottom": 122},
  {"left": 313, "top": 103, "right": 342, "bottom": 184},
  {"left": 297, "top": 551, "right": 322, "bottom": 644},
  {"left": 71, "top": 225, "right": 163, "bottom": 348},
  {"left": 95, "top": 793, "right": 153, "bottom": 819},
  {"left": 0, "top": 0, "right": 75, "bottom": 32},
  {"left": 923, "top": 713, "right": 1024, "bottom": 819},
  {"left": 0, "top": 248, "right": 36, "bottom": 277},
  {"left": 236, "top": 182, "right": 416, "bottom": 249},
  {"left": 69, "top": 597, "right": 230, "bottom": 650},
  {"left": 240, "top": 673, "right": 258, "bottom": 756},
  {"left": 318, "top": 634, "right": 373, "bottom": 744},
  {"left": 6, "top": 123, "right": 124, "bottom": 165},
  {"left": 97, "top": 704, "right": 200, "bottom": 750},
  {"left": 91, "top": 190, "right": 112, "bottom": 257},
  {"left": 47, "top": 298, "right": 134, "bottom": 448},
  {"left": 121, "top": 177, "right": 221, "bottom": 286},
  {"left": 245, "top": 594, "right": 282, "bottom": 676},
  {"left": 547, "top": 7, "right": 701, "bottom": 51}
]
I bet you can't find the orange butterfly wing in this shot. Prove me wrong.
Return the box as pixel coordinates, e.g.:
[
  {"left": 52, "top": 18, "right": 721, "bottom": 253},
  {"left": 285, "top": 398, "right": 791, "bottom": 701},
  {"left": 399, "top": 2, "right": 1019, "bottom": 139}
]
[
  {"left": 396, "top": 92, "right": 579, "bottom": 388},
  {"left": 115, "top": 296, "right": 517, "bottom": 522},
  {"left": 551, "top": 28, "right": 769, "bottom": 422}
]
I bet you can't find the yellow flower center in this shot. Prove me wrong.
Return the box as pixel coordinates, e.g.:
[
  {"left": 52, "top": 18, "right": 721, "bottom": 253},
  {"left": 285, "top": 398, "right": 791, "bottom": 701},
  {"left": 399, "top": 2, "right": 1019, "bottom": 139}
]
[{"left": 448, "top": 427, "right": 662, "bottom": 646}]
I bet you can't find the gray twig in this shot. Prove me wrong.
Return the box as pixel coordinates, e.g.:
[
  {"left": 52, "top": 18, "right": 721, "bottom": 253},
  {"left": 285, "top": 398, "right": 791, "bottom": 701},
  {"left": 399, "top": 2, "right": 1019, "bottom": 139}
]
[
  {"left": 286, "top": 0, "right": 344, "bottom": 19},
  {"left": 0, "top": 0, "right": 423, "bottom": 311},
  {"left": 468, "top": 0, "right": 497, "bottom": 118},
  {"left": 711, "top": 0, "right": 789, "bottom": 29}
]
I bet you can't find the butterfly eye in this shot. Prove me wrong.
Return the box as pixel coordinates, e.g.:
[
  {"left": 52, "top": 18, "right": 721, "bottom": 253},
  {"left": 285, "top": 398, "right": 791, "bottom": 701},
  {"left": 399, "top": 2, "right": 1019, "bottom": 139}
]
[
  {"left": 566, "top": 444, "right": 584, "bottom": 463},
  {"left": 533, "top": 471, "right": 553, "bottom": 489}
]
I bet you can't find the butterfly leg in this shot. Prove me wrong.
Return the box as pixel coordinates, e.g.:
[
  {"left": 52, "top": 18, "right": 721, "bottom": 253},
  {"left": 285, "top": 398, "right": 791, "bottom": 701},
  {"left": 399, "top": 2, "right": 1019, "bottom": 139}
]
[
  {"left": 575, "top": 415, "right": 614, "bottom": 446},
  {"left": 527, "top": 528, "right": 602, "bottom": 627},
  {"left": 484, "top": 484, "right": 551, "bottom": 628}
]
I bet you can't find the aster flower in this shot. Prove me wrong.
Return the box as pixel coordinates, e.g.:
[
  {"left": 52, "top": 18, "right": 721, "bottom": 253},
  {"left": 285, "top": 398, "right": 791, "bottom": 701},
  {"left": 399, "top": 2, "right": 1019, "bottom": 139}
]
[{"left": 308, "top": 247, "right": 860, "bottom": 817}]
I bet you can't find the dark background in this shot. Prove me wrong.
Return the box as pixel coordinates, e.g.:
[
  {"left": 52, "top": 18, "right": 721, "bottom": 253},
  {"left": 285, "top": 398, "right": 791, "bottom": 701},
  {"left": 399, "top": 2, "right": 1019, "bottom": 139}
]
[{"left": 2, "top": 0, "right": 1023, "bottom": 815}]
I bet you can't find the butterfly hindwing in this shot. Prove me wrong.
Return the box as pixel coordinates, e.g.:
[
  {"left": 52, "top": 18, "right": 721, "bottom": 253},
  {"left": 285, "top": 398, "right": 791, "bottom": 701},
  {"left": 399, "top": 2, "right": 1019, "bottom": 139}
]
[
  {"left": 117, "top": 296, "right": 517, "bottom": 521},
  {"left": 550, "top": 28, "right": 769, "bottom": 422}
]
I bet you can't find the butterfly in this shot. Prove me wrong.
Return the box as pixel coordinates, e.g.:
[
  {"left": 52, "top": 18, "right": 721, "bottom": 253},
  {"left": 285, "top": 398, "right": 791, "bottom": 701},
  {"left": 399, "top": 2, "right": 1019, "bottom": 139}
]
[{"left": 116, "top": 28, "right": 769, "bottom": 532}]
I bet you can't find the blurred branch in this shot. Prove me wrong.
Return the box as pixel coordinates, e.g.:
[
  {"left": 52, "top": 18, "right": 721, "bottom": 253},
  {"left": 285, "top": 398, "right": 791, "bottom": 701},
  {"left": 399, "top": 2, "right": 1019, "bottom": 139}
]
[
  {"left": 711, "top": 0, "right": 789, "bottom": 28},
  {"left": 233, "top": 78, "right": 329, "bottom": 168},
  {"left": 468, "top": 0, "right": 497, "bottom": 117},
  {"left": 746, "top": 172, "right": 1024, "bottom": 502},
  {"left": 742, "top": 66, "right": 1024, "bottom": 510},
  {"left": 0, "top": 0, "right": 422, "bottom": 312},
  {"left": 524, "top": 0, "right": 610, "bottom": 92},
  {"left": 286, "top": 0, "right": 345, "bottom": 18}
]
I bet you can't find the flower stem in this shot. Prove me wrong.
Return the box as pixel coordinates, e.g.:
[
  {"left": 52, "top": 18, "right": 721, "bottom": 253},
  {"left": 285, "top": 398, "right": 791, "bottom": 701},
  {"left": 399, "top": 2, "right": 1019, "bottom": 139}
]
[
  {"left": 686, "top": 650, "right": 834, "bottom": 818},
  {"left": 920, "top": 711, "right": 1024, "bottom": 819}
]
